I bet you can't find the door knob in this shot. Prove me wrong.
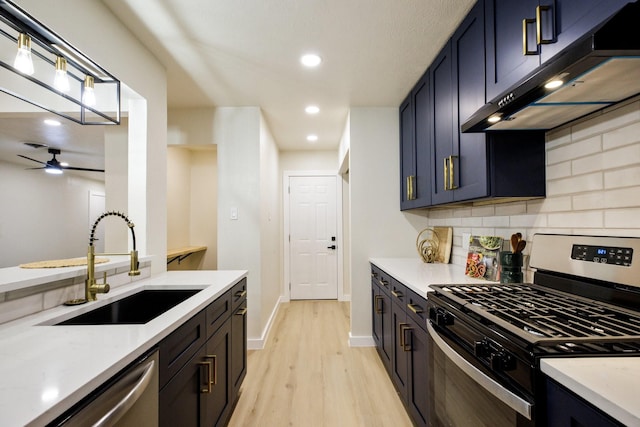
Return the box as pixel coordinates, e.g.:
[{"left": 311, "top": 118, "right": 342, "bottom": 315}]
[{"left": 327, "top": 245, "right": 336, "bottom": 250}]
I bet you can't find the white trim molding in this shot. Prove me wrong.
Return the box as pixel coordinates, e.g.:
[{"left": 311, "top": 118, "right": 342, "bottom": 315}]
[
  {"left": 348, "top": 332, "right": 375, "bottom": 347},
  {"left": 247, "top": 296, "right": 283, "bottom": 350}
]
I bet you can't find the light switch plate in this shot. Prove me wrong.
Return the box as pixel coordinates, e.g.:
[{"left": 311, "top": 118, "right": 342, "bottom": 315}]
[{"left": 230, "top": 207, "right": 238, "bottom": 220}]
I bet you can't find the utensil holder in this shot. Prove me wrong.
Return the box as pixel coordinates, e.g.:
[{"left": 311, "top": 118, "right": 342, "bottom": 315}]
[{"left": 499, "top": 251, "right": 523, "bottom": 283}]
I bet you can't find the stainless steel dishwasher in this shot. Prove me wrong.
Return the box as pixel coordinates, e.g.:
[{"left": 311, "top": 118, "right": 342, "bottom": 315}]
[{"left": 50, "top": 349, "right": 159, "bottom": 427}]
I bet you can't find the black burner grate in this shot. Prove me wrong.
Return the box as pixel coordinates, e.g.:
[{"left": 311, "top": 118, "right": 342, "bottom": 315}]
[{"left": 436, "top": 284, "right": 640, "bottom": 342}]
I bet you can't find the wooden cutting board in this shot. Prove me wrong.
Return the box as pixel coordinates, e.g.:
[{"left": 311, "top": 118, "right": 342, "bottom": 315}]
[{"left": 434, "top": 226, "right": 453, "bottom": 264}]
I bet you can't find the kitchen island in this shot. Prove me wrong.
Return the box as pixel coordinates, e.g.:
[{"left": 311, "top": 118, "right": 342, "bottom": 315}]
[{"left": 0, "top": 269, "right": 247, "bottom": 427}]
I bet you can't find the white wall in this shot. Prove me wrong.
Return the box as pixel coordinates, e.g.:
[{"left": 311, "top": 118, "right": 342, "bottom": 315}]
[
  {"left": 348, "top": 108, "right": 430, "bottom": 345},
  {"left": 259, "top": 114, "right": 281, "bottom": 345},
  {"left": 17, "top": 0, "right": 168, "bottom": 273},
  {"left": 190, "top": 149, "right": 218, "bottom": 270},
  {"left": 0, "top": 161, "right": 105, "bottom": 267},
  {"left": 279, "top": 150, "right": 338, "bottom": 171},
  {"left": 215, "top": 107, "right": 264, "bottom": 341}
]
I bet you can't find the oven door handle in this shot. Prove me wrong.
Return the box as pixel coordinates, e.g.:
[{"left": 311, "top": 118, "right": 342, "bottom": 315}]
[{"left": 427, "top": 321, "right": 533, "bottom": 420}]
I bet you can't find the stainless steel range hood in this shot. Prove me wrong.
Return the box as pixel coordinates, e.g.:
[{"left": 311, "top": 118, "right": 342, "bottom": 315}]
[{"left": 462, "top": 1, "right": 640, "bottom": 133}]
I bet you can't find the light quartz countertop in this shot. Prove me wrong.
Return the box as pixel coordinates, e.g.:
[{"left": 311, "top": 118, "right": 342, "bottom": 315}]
[
  {"left": 541, "top": 357, "right": 640, "bottom": 426},
  {"left": 369, "top": 257, "right": 494, "bottom": 298},
  {"left": 0, "top": 270, "right": 247, "bottom": 427},
  {"left": 371, "top": 257, "right": 640, "bottom": 426},
  {"left": 0, "top": 255, "right": 152, "bottom": 294}
]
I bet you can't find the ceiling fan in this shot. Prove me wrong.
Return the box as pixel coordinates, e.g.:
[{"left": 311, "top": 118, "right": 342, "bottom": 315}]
[{"left": 18, "top": 148, "right": 105, "bottom": 174}]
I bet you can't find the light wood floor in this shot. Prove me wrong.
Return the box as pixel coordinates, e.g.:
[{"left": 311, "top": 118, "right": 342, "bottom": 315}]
[{"left": 228, "top": 300, "right": 413, "bottom": 427}]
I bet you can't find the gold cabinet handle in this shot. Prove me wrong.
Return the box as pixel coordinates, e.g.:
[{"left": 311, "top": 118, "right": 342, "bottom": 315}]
[
  {"left": 448, "top": 155, "right": 458, "bottom": 190},
  {"left": 398, "top": 322, "right": 409, "bottom": 348},
  {"left": 391, "top": 289, "right": 403, "bottom": 299},
  {"left": 522, "top": 18, "right": 537, "bottom": 55},
  {"left": 536, "top": 5, "right": 553, "bottom": 45},
  {"left": 407, "top": 175, "right": 416, "bottom": 200},
  {"left": 207, "top": 355, "right": 218, "bottom": 386},
  {"left": 407, "top": 303, "right": 423, "bottom": 314},
  {"left": 443, "top": 157, "right": 448, "bottom": 191},
  {"left": 236, "top": 290, "right": 247, "bottom": 298},
  {"left": 236, "top": 307, "right": 248, "bottom": 316},
  {"left": 379, "top": 279, "right": 389, "bottom": 288},
  {"left": 199, "top": 360, "right": 213, "bottom": 393},
  {"left": 400, "top": 324, "right": 412, "bottom": 352},
  {"left": 374, "top": 295, "right": 383, "bottom": 314}
]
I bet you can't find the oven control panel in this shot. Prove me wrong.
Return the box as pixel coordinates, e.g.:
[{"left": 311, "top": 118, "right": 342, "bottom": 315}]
[{"left": 571, "top": 244, "right": 633, "bottom": 266}]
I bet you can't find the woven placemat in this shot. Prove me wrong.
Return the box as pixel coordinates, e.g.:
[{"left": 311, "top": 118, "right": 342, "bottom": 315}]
[{"left": 19, "top": 257, "right": 110, "bottom": 269}]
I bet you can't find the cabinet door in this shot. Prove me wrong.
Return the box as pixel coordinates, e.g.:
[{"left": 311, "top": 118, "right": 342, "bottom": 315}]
[
  {"left": 407, "top": 321, "right": 430, "bottom": 427},
  {"left": 231, "top": 300, "right": 247, "bottom": 400},
  {"left": 204, "top": 320, "right": 232, "bottom": 427},
  {"left": 159, "top": 345, "right": 207, "bottom": 427},
  {"left": 391, "top": 299, "right": 409, "bottom": 401},
  {"left": 399, "top": 94, "right": 416, "bottom": 210},
  {"left": 540, "top": 0, "right": 628, "bottom": 62},
  {"left": 413, "top": 71, "right": 432, "bottom": 207},
  {"left": 546, "top": 377, "right": 621, "bottom": 427},
  {"left": 453, "top": 0, "right": 489, "bottom": 202},
  {"left": 372, "top": 282, "right": 392, "bottom": 373},
  {"left": 485, "top": 0, "right": 540, "bottom": 102},
  {"left": 430, "top": 41, "right": 454, "bottom": 205}
]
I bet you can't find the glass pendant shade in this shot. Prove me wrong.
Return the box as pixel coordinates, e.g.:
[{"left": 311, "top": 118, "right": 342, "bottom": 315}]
[
  {"left": 14, "top": 33, "right": 34, "bottom": 75},
  {"left": 53, "top": 57, "right": 70, "bottom": 92},
  {"left": 82, "top": 75, "right": 96, "bottom": 106}
]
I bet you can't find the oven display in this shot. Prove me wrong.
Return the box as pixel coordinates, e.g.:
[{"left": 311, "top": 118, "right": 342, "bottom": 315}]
[{"left": 571, "top": 244, "right": 633, "bottom": 266}]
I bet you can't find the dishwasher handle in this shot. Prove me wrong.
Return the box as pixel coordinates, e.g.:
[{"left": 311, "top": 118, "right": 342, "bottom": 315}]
[{"left": 93, "top": 358, "right": 156, "bottom": 427}]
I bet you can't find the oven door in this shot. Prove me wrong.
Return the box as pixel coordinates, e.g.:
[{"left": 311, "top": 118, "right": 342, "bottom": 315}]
[{"left": 427, "top": 321, "right": 534, "bottom": 427}]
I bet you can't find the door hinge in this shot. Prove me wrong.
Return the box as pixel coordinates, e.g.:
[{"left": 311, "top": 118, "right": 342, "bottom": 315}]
[{"left": 288, "top": 186, "right": 290, "bottom": 194}]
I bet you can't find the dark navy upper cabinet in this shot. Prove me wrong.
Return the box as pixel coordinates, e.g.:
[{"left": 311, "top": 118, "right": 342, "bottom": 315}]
[
  {"left": 400, "top": 71, "right": 432, "bottom": 210},
  {"left": 485, "top": 0, "right": 541, "bottom": 102},
  {"left": 485, "top": 0, "right": 629, "bottom": 102},
  {"left": 430, "top": 41, "right": 454, "bottom": 205},
  {"left": 399, "top": 95, "right": 416, "bottom": 210},
  {"left": 451, "top": 0, "right": 489, "bottom": 202}
]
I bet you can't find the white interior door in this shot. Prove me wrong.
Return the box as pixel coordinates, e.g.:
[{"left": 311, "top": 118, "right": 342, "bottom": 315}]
[{"left": 289, "top": 175, "right": 338, "bottom": 300}]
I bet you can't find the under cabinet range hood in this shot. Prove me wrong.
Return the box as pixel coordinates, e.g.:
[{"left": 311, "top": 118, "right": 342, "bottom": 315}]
[{"left": 462, "top": 1, "right": 640, "bottom": 133}]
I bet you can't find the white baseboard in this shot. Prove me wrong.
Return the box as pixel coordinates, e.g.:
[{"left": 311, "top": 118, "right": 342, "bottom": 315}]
[
  {"left": 247, "top": 296, "right": 283, "bottom": 350},
  {"left": 339, "top": 293, "right": 351, "bottom": 302},
  {"left": 348, "top": 332, "right": 375, "bottom": 347}
]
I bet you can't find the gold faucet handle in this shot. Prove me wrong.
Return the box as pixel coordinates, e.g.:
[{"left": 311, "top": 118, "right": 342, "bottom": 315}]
[{"left": 129, "top": 250, "right": 140, "bottom": 276}]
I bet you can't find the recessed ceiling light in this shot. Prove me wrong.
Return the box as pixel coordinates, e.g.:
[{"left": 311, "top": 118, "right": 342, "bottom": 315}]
[
  {"left": 44, "top": 119, "right": 61, "bottom": 126},
  {"left": 305, "top": 105, "right": 320, "bottom": 114},
  {"left": 300, "top": 54, "right": 322, "bottom": 67},
  {"left": 306, "top": 134, "right": 318, "bottom": 142}
]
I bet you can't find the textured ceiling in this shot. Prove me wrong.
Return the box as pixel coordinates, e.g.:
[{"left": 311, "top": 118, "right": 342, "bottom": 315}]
[{"left": 103, "top": 0, "right": 476, "bottom": 151}]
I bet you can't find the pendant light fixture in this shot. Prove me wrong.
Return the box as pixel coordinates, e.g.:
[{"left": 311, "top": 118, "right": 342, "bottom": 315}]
[
  {"left": 53, "top": 56, "right": 70, "bottom": 92},
  {"left": 13, "top": 32, "right": 34, "bottom": 75},
  {"left": 0, "top": 0, "right": 121, "bottom": 125},
  {"left": 82, "top": 75, "right": 96, "bottom": 106}
]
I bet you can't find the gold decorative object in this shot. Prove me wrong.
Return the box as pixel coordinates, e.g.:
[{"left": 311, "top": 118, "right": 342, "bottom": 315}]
[{"left": 416, "top": 228, "right": 441, "bottom": 263}]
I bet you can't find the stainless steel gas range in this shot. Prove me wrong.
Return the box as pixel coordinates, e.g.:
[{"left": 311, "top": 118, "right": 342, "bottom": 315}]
[{"left": 426, "top": 234, "right": 640, "bottom": 427}]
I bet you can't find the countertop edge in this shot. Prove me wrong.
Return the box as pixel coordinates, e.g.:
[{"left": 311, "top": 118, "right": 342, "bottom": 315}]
[{"left": 540, "top": 358, "right": 640, "bottom": 427}]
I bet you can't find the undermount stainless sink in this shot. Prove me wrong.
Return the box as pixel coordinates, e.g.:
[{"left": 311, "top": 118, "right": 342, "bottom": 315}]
[{"left": 55, "top": 289, "right": 202, "bottom": 325}]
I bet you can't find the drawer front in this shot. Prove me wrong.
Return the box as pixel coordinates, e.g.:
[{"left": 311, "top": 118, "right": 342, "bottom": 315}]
[
  {"left": 390, "top": 278, "right": 407, "bottom": 305},
  {"left": 231, "top": 278, "right": 247, "bottom": 311},
  {"left": 206, "top": 289, "right": 232, "bottom": 338},
  {"left": 371, "top": 265, "right": 391, "bottom": 295},
  {"left": 405, "top": 288, "right": 428, "bottom": 332},
  {"left": 159, "top": 311, "right": 206, "bottom": 389}
]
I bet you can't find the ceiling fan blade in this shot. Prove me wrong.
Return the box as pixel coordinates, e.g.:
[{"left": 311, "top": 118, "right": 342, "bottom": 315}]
[
  {"left": 18, "top": 154, "right": 47, "bottom": 165},
  {"left": 26, "top": 166, "right": 47, "bottom": 170},
  {"left": 62, "top": 166, "right": 105, "bottom": 173}
]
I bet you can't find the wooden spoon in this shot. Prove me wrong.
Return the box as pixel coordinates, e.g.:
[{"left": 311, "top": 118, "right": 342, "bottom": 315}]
[
  {"left": 515, "top": 240, "right": 526, "bottom": 254},
  {"left": 510, "top": 234, "right": 519, "bottom": 252}
]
